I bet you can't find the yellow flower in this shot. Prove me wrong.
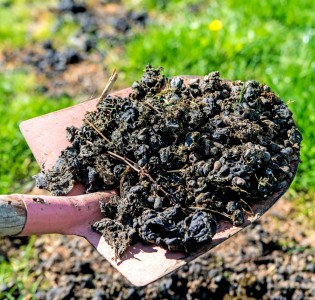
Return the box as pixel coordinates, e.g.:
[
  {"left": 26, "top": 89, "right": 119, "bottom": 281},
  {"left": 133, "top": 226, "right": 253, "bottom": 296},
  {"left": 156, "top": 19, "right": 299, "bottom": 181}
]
[{"left": 208, "top": 20, "right": 223, "bottom": 32}]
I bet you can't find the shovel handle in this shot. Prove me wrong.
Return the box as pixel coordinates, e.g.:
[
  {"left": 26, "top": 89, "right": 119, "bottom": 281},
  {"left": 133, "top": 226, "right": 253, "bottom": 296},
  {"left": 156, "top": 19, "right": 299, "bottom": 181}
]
[
  {"left": 0, "top": 192, "right": 115, "bottom": 237},
  {"left": 0, "top": 195, "right": 27, "bottom": 236}
]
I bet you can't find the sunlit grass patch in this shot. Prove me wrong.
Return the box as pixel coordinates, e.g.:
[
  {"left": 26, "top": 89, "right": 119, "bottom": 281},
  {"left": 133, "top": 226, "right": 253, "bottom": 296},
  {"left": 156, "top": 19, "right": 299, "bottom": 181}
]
[
  {"left": 288, "top": 190, "right": 315, "bottom": 228},
  {"left": 0, "top": 237, "right": 41, "bottom": 299},
  {"left": 0, "top": 0, "right": 58, "bottom": 49},
  {"left": 0, "top": 71, "right": 73, "bottom": 194}
]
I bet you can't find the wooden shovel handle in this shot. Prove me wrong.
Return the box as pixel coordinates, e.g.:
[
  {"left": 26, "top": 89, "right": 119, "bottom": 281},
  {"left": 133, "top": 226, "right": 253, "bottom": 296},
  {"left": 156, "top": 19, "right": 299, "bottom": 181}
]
[
  {"left": 0, "top": 195, "right": 26, "bottom": 237},
  {"left": 0, "top": 192, "right": 116, "bottom": 237}
]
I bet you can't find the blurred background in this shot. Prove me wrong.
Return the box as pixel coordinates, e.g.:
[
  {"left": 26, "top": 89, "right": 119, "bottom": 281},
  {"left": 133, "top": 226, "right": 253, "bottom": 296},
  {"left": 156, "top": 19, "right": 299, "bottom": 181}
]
[{"left": 0, "top": 0, "right": 314, "bottom": 299}]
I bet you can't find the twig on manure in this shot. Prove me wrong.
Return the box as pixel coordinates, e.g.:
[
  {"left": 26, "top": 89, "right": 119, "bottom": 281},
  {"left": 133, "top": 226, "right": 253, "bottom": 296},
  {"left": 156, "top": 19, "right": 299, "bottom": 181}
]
[
  {"left": 85, "top": 140, "right": 94, "bottom": 146},
  {"left": 119, "top": 166, "right": 131, "bottom": 197},
  {"left": 166, "top": 169, "right": 185, "bottom": 173},
  {"left": 189, "top": 206, "right": 231, "bottom": 219},
  {"left": 239, "top": 199, "right": 254, "bottom": 215},
  {"left": 144, "top": 101, "right": 162, "bottom": 113},
  {"left": 107, "top": 151, "right": 140, "bottom": 172},
  {"left": 85, "top": 118, "right": 111, "bottom": 143},
  {"left": 122, "top": 155, "right": 141, "bottom": 169},
  {"left": 106, "top": 151, "right": 176, "bottom": 205},
  {"left": 99, "top": 69, "right": 118, "bottom": 102},
  {"left": 81, "top": 70, "right": 118, "bottom": 143}
]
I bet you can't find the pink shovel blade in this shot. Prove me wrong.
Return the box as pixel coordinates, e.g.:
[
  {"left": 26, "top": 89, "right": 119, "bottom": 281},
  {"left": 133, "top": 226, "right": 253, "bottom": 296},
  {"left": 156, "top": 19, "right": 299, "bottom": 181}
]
[{"left": 19, "top": 80, "right": 298, "bottom": 286}]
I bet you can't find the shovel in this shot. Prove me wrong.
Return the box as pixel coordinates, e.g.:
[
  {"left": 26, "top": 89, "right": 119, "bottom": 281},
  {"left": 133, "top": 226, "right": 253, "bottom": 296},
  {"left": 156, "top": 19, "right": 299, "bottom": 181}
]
[{"left": 0, "top": 76, "right": 298, "bottom": 286}]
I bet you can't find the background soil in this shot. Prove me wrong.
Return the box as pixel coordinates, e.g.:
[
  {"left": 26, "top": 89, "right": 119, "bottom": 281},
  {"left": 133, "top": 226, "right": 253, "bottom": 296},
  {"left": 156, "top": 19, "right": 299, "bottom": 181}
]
[
  {"left": 2, "top": 0, "right": 148, "bottom": 98},
  {"left": 1, "top": 198, "right": 315, "bottom": 299}
]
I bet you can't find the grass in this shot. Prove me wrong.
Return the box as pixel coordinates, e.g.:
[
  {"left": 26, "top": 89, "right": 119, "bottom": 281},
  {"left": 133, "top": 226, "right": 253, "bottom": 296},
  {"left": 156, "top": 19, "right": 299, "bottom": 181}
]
[
  {"left": 0, "top": 0, "right": 58, "bottom": 50},
  {"left": 288, "top": 190, "right": 315, "bottom": 227},
  {"left": 0, "top": 237, "right": 42, "bottom": 300},
  {"left": 0, "top": 71, "right": 73, "bottom": 194}
]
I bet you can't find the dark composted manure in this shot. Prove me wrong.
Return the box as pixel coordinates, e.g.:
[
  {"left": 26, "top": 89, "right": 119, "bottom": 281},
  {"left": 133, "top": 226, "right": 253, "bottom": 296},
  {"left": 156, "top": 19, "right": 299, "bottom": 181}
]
[{"left": 34, "top": 66, "right": 302, "bottom": 258}]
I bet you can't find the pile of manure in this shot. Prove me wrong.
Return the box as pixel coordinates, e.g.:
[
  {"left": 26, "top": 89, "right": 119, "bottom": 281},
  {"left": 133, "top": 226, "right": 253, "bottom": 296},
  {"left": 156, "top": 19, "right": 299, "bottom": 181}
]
[{"left": 34, "top": 66, "right": 302, "bottom": 258}]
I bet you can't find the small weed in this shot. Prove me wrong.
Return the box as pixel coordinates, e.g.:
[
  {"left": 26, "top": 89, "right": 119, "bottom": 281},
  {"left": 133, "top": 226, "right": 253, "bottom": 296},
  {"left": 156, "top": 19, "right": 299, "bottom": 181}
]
[
  {"left": 238, "top": 83, "right": 245, "bottom": 103},
  {"left": 0, "top": 237, "right": 42, "bottom": 299}
]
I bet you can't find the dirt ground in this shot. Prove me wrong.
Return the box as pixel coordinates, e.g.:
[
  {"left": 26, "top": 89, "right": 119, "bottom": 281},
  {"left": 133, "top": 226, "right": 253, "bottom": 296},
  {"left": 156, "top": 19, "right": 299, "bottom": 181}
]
[{"left": 1, "top": 197, "right": 314, "bottom": 299}]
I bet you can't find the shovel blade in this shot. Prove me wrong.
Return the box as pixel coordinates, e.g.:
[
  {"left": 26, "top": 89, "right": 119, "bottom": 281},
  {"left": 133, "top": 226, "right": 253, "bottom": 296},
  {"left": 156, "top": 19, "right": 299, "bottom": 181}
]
[{"left": 19, "top": 82, "right": 297, "bottom": 286}]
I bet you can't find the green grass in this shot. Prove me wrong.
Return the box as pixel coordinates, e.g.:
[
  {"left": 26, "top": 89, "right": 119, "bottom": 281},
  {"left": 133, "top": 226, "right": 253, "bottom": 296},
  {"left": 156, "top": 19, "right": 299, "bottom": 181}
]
[
  {"left": 288, "top": 190, "right": 315, "bottom": 227},
  {"left": 0, "top": 0, "right": 58, "bottom": 49},
  {"left": 117, "top": 0, "right": 315, "bottom": 192},
  {"left": 0, "top": 237, "right": 41, "bottom": 300},
  {"left": 0, "top": 71, "right": 73, "bottom": 194}
]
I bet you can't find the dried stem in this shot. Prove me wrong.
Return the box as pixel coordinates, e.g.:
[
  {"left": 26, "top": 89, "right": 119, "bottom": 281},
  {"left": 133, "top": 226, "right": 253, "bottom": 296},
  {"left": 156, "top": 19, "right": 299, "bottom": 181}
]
[
  {"left": 107, "top": 151, "right": 140, "bottom": 173},
  {"left": 106, "top": 151, "right": 176, "bottom": 205},
  {"left": 144, "top": 101, "right": 162, "bottom": 113},
  {"left": 85, "top": 118, "right": 111, "bottom": 143},
  {"left": 82, "top": 70, "right": 118, "bottom": 143},
  {"left": 119, "top": 166, "right": 131, "bottom": 197},
  {"left": 239, "top": 199, "right": 254, "bottom": 215},
  {"left": 166, "top": 169, "right": 185, "bottom": 173},
  {"left": 85, "top": 140, "right": 94, "bottom": 146},
  {"left": 123, "top": 155, "right": 141, "bottom": 168},
  {"left": 140, "top": 170, "right": 174, "bottom": 203},
  {"left": 100, "top": 69, "right": 118, "bottom": 102},
  {"left": 190, "top": 206, "right": 231, "bottom": 219}
]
